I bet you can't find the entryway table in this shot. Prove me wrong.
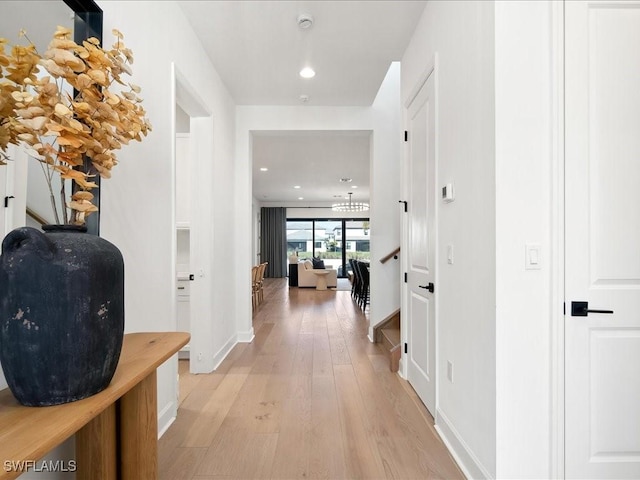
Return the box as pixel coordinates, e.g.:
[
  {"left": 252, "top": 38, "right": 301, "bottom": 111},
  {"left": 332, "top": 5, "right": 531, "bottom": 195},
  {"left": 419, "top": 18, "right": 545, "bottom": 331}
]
[{"left": 0, "top": 331, "right": 189, "bottom": 480}]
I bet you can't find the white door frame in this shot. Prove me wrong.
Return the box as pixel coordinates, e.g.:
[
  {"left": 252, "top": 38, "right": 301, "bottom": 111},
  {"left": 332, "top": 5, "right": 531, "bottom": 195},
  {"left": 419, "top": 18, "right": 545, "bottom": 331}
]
[
  {"left": 549, "top": 1, "right": 565, "bottom": 477},
  {"left": 171, "top": 63, "right": 215, "bottom": 374}
]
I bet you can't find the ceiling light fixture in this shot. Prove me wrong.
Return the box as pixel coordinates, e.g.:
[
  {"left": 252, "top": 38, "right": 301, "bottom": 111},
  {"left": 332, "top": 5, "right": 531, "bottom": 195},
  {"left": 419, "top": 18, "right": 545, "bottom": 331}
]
[
  {"left": 299, "top": 67, "right": 315, "bottom": 79},
  {"left": 294, "top": 185, "right": 301, "bottom": 189},
  {"left": 332, "top": 192, "right": 369, "bottom": 212},
  {"left": 260, "top": 167, "right": 268, "bottom": 171}
]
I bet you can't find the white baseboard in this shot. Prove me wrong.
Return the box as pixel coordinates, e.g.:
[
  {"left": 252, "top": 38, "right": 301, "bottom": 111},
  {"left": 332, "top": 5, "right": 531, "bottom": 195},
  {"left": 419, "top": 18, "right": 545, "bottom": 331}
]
[
  {"left": 158, "top": 400, "right": 177, "bottom": 439},
  {"left": 236, "top": 327, "right": 255, "bottom": 343},
  {"left": 212, "top": 334, "right": 238, "bottom": 370},
  {"left": 435, "top": 408, "right": 493, "bottom": 480}
]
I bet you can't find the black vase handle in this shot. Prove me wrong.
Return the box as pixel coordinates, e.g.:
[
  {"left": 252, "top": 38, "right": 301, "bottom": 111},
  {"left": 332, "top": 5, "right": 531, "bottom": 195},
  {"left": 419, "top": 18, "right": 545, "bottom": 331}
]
[{"left": 2, "top": 227, "right": 55, "bottom": 260}]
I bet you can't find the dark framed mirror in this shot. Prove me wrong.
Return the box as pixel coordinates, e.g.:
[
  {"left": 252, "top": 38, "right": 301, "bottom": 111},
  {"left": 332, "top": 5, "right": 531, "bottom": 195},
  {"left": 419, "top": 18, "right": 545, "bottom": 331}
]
[{"left": 64, "top": 0, "right": 103, "bottom": 235}]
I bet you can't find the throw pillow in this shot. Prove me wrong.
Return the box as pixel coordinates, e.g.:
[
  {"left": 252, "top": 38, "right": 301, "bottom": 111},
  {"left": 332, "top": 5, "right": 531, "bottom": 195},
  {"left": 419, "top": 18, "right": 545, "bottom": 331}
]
[{"left": 312, "top": 257, "right": 325, "bottom": 269}]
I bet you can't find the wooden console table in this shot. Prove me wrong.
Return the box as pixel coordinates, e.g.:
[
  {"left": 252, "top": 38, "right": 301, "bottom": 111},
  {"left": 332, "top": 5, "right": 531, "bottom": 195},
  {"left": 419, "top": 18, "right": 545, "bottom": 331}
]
[{"left": 0, "top": 331, "right": 189, "bottom": 479}]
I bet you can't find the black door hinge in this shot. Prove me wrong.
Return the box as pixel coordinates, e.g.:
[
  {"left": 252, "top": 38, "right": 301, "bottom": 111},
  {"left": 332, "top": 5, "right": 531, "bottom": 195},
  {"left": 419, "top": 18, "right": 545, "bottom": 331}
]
[
  {"left": 404, "top": 272, "right": 407, "bottom": 283},
  {"left": 563, "top": 302, "right": 565, "bottom": 315},
  {"left": 4, "top": 196, "right": 14, "bottom": 208},
  {"left": 404, "top": 130, "right": 408, "bottom": 142},
  {"left": 404, "top": 343, "right": 408, "bottom": 354},
  {"left": 399, "top": 200, "right": 407, "bottom": 212}
]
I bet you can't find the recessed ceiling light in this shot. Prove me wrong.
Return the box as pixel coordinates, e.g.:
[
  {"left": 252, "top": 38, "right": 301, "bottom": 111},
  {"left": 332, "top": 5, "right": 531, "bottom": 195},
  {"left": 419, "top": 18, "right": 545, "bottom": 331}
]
[
  {"left": 352, "top": 185, "right": 358, "bottom": 189},
  {"left": 298, "top": 197, "right": 304, "bottom": 200},
  {"left": 294, "top": 185, "right": 301, "bottom": 189},
  {"left": 299, "top": 67, "right": 315, "bottom": 79},
  {"left": 260, "top": 167, "right": 268, "bottom": 171}
]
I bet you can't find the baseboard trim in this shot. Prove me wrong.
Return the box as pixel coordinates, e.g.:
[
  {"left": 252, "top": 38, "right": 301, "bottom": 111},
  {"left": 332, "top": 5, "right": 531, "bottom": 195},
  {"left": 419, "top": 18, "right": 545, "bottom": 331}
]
[
  {"left": 435, "top": 408, "right": 493, "bottom": 480},
  {"left": 236, "top": 327, "right": 255, "bottom": 343},
  {"left": 158, "top": 400, "right": 176, "bottom": 439},
  {"left": 212, "top": 334, "right": 238, "bottom": 370}
]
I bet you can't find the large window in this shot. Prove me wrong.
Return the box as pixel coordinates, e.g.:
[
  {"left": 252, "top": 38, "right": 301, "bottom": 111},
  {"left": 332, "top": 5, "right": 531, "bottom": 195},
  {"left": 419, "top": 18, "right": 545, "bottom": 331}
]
[{"left": 286, "top": 218, "right": 370, "bottom": 278}]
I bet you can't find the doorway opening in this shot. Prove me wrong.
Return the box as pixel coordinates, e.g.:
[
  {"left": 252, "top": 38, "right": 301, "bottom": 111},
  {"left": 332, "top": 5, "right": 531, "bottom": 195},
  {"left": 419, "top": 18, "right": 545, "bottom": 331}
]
[{"left": 172, "top": 64, "right": 212, "bottom": 377}]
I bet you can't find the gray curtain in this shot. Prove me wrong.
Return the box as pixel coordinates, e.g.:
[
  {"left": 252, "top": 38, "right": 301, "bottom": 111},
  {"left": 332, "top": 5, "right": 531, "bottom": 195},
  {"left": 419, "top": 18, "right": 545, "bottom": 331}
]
[{"left": 260, "top": 207, "right": 287, "bottom": 278}]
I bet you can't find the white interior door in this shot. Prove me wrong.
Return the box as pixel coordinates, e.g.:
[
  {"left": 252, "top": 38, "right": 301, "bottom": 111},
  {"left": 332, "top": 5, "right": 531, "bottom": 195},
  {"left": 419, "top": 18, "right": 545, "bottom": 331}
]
[
  {"left": 406, "top": 69, "right": 436, "bottom": 416},
  {"left": 565, "top": 2, "right": 640, "bottom": 478}
]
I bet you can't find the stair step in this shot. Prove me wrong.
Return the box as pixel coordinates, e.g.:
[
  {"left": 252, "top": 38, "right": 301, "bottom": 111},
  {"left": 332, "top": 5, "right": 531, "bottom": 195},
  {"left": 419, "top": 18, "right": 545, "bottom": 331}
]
[
  {"left": 381, "top": 327, "right": 400, "bottom": 350},
  {"left": 389, "top": 343, "right": 401, "bottom": 373}
]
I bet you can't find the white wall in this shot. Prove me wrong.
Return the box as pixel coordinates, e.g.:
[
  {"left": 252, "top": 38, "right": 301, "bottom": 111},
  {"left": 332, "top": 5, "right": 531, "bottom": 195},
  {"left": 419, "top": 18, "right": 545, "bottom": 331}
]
[
  {"left": 99, "top": 0, "right": 237, "bottom": 429},
  {"left": 494, "top": 2, "right": 556, "bottom": 478},
  {"left": 252, "top": 197, "right": 262, "bottom": 265},
  {"left": 402, "top": 1, "right": 497, "bottom": 477},
  {"left": 369, "top": 62, "right": 402, "bottom": 338},
  {"left": 402, "top": 2, "right": 560, "bottom": 479}
]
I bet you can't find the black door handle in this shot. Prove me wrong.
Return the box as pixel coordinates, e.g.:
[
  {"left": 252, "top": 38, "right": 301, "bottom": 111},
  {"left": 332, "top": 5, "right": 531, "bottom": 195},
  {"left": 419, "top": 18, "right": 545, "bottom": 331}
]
[
  {"left": 419, "top": 282, "right": 434, "bottom": 293},
  {"left": 571, "top": 301, "right": 614, "bottom": 317}
]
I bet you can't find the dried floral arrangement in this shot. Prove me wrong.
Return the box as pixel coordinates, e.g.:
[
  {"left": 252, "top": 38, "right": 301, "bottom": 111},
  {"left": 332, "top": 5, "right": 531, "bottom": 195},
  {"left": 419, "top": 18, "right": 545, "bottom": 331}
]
[{"left": 0, "top": 26, "right": 151, "bottom": 225}]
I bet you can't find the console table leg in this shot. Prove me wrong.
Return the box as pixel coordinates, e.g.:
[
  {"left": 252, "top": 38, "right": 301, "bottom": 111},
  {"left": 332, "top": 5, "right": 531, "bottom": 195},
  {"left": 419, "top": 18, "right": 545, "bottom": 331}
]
[
  {"left": 76, "top": 403, "right": 117, "bottom": 480},
  {"left": 119, "top": 370, "right": 158, "bottom": 479}
]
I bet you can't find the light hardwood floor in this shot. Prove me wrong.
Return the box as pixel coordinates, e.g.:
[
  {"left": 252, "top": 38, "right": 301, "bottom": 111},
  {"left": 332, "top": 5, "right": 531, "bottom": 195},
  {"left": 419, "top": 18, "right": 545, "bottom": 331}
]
[{"left": 159, "top": 278, "right": 464, "bottom": 479}]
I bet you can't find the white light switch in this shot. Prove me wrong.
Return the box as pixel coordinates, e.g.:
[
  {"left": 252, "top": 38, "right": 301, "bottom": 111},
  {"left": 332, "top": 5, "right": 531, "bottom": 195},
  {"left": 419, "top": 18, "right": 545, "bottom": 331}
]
[{"left": 525, "top": 244, "right": 542, "bottom": 270}]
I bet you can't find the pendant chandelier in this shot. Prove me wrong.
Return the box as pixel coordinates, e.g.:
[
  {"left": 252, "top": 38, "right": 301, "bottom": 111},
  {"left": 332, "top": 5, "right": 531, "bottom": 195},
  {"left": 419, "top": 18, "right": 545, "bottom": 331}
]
[{"left": 331, "top": 192, "right": 369, "bottom": 212}]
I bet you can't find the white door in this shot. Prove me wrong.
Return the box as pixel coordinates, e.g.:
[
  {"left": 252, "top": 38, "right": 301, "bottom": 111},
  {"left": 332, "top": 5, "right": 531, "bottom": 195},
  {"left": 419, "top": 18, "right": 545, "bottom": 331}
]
[
  {"left": 406, "top": 69, "right": 437, "bottom": 416},
  {"left": 565, "top": 2, "right": 640, "bottom": 478}
]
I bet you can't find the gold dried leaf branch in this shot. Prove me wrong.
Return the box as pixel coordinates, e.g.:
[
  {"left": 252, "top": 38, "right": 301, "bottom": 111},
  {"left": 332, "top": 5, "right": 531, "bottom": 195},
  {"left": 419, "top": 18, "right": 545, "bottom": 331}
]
[{"left": 0, "top": 26, "right": 151, "bottom": 225}]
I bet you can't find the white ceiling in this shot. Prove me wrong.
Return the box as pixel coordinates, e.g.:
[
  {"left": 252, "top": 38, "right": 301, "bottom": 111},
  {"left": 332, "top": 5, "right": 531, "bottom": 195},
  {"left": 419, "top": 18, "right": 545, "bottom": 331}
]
[
  {"left": 179, "top": 1, "right": 425, "bottom": 206},
  {"left": 252, "top": 131, "right": 371, "bottom": 203},
  {"left": 178, "top": 1, "right": 426, "bottom": 106}
]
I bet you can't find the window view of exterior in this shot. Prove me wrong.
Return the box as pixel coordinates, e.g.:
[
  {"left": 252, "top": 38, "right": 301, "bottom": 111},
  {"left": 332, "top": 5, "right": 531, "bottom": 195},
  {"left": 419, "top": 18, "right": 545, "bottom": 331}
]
[
  {"left": 286, "top": 219, "right": 370, "bottom": 278},
  {"left": 344, "top": 220, "right": 370, "bottom": 277}
]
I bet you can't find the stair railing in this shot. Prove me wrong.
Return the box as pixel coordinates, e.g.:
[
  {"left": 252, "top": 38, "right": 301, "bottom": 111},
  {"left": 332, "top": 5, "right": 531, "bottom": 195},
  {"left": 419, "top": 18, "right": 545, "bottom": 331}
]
[{"left": 379, "top": 247, "right": 400, "bottom": 264}]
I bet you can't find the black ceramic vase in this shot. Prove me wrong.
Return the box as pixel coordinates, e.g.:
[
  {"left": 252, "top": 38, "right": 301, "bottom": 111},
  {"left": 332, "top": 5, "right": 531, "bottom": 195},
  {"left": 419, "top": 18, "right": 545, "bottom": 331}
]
[{"left": 0, "top": 225, "right": 124, "bottom": 406}]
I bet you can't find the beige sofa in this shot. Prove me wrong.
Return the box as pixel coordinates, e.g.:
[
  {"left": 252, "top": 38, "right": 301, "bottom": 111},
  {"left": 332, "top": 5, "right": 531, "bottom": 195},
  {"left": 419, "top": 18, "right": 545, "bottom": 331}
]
[{"left": 297, "top": 260, "right": 337, "bottom": 288}]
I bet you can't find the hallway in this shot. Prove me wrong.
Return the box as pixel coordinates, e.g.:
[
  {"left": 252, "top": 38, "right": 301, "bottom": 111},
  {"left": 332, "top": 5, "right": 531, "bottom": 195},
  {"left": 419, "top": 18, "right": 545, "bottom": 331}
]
[{"left": 159, "top": 279, "right": 463, "bottom": 479}]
